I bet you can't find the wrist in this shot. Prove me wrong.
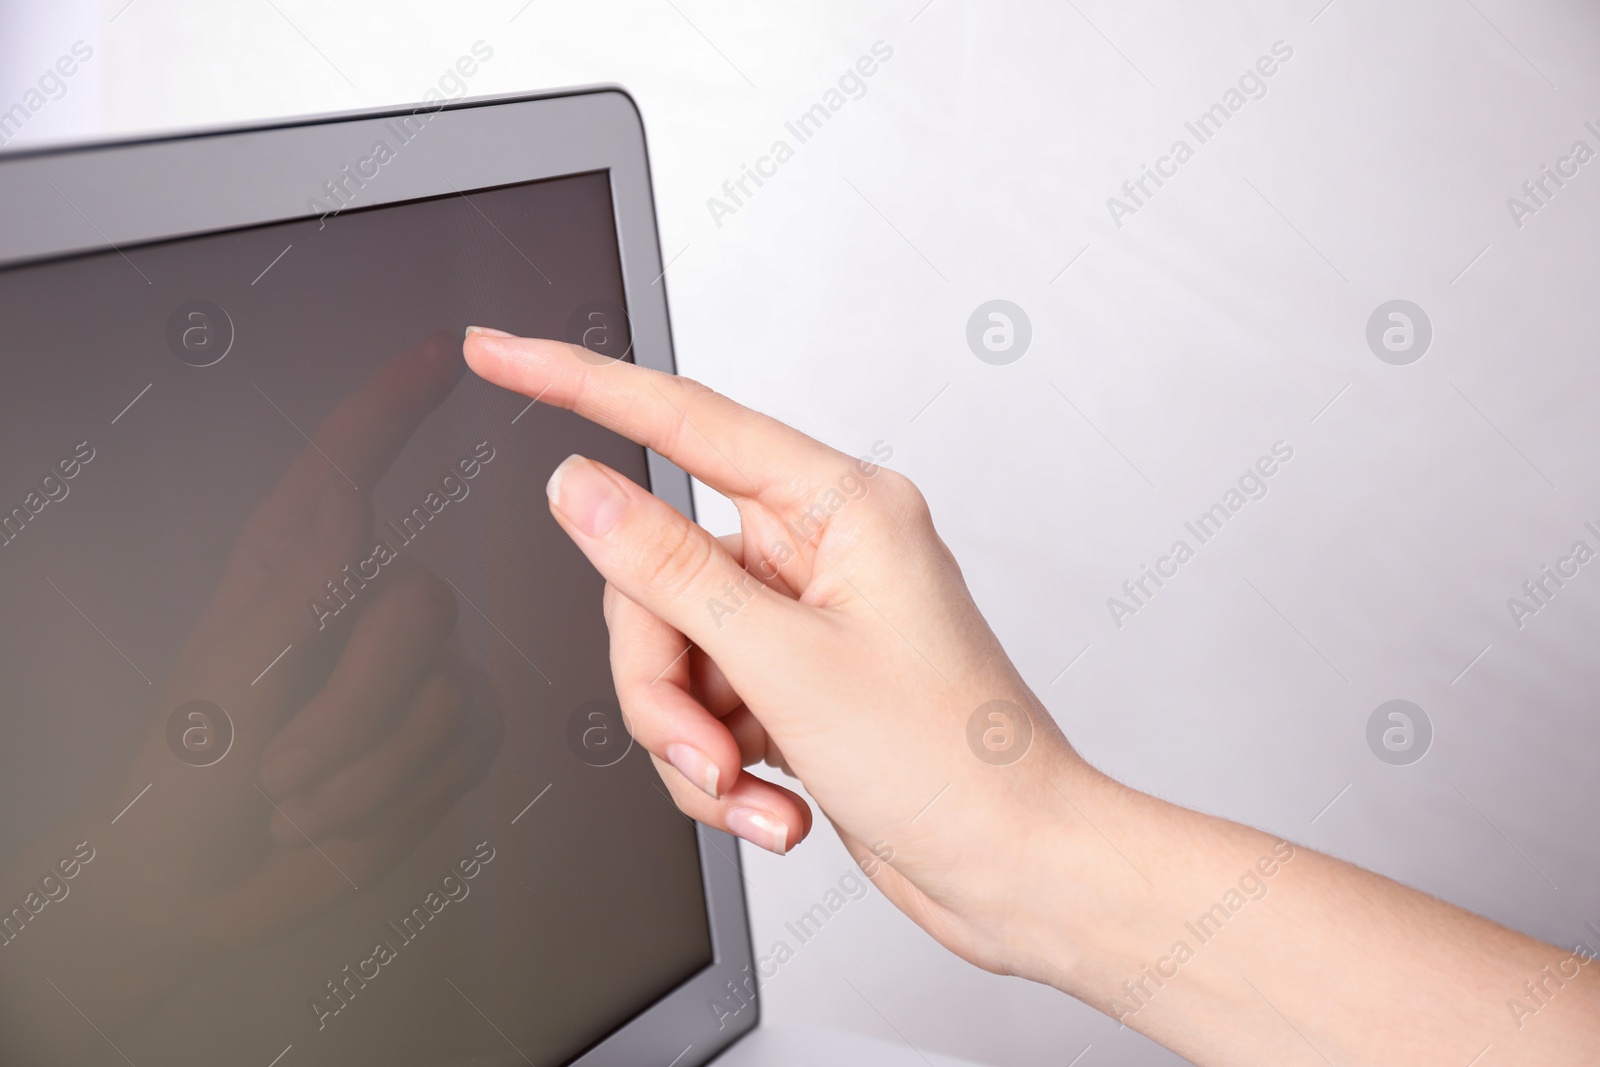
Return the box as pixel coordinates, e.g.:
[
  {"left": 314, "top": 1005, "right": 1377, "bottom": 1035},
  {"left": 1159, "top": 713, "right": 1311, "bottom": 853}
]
[{"left": 967, "top": 752, "right": 1166, "bottom": 995}]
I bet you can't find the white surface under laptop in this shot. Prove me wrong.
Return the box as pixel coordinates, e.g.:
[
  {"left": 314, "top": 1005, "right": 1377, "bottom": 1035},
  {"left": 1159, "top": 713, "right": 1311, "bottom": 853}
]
[{"left": 712, "top": 1025, "right": 985, "bottom": 1066}]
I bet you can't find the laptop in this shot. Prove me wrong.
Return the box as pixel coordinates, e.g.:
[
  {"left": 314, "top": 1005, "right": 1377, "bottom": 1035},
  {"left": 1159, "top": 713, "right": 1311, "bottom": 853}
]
[{"left": 0, "top": 88, "right": 980, "bottom": 1066}]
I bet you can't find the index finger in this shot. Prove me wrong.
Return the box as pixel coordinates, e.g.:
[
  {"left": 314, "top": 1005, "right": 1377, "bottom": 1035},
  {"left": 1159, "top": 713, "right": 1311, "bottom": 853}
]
[
  {"left": 463, "top": 330, "right": 846, "bottom": 506},
  {"left": 208, "top": 331, "right": 464, "bottom": 624},
  {"left": 271, "top": 330, "right": 465, "bottom": 510}
]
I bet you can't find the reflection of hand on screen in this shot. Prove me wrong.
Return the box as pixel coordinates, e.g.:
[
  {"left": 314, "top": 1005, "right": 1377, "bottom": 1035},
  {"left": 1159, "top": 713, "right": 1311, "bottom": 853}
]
[{"left": 0, "top": 332, "right": 504, "bottom": 1059}]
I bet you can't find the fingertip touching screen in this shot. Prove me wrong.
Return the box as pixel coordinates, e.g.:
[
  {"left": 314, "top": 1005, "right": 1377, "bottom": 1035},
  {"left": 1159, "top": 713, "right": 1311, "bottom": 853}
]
[{"left": 0, "top": 169, "right": 712, "bottom": 1065}]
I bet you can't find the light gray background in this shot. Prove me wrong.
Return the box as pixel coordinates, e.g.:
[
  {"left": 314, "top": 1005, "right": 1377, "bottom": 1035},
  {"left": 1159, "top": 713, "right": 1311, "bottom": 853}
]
[{"left": 6, "top": 2, "right": 1600, "bottom": 1064}]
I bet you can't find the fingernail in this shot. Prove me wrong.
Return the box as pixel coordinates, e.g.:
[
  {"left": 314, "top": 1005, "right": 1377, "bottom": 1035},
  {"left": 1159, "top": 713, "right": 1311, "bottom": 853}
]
[
  {"left": 547, "top": 455, "right": 628, "bottom": 538},
  {"left": 465, "top": 325, "right": 515, "bottom": 339},
  {"left": 262, "top": 748, "right": 314, "bottom": 797},
  {"left": 726, "top": 807, "right": 789, "bottom": 855},
  {"left": 666, "top": 743, "right": 720, "bottom": 799}
]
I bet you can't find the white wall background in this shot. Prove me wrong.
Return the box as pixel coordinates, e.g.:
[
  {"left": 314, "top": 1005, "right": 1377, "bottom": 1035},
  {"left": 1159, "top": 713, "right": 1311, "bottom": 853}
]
[
  {"left": 7, "top": 2, "right": 1600, "bottom": 1064},
  {"left": 0, "top": 0, "right": 102, "bottom": 147}
]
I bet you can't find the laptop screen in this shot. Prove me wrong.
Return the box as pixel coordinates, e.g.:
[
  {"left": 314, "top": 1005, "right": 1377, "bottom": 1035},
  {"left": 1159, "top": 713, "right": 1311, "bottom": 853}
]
[{"left": 0, "top": 168, "right": 713, "bottom": 1065}]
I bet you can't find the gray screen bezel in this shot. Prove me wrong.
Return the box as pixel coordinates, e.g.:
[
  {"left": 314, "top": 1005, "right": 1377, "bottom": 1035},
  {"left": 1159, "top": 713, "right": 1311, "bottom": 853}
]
[{"left": 0, "top": 87, "right": 758, "bottom": 1066}]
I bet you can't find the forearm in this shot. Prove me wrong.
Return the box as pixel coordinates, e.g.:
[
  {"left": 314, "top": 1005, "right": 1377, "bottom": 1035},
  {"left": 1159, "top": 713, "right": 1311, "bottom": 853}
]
[{"left": 1014, "top": 766, "right": 1600, "bottom": 1066}]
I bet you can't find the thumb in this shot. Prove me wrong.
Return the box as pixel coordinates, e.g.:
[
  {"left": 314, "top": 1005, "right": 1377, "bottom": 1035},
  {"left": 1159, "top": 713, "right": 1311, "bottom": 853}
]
[{"left": 544, "top": 454, "right": 804, "bottom": 659}]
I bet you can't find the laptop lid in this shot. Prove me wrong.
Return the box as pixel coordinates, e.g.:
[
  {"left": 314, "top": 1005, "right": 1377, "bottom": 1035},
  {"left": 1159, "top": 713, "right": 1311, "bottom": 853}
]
[{"left": 0, "top": 88, "right": 757, "bottom": 1066}]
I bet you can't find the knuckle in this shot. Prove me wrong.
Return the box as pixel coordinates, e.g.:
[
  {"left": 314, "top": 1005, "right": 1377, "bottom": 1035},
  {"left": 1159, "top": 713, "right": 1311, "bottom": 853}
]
[
  {"left": 635, "top": 519, "right": 718, "bottom": 599},
  {"left": 868, "top": 469, "right": 931, "bottom": 527},
  {"left": 658, "top": 405, "right": 692, "bottom": 462},
  {"left": 656, "top": 376, "right": 721, "bottom": 453},
  {"left": 671, "top": 374, "right": 717, "bottom": 403}
]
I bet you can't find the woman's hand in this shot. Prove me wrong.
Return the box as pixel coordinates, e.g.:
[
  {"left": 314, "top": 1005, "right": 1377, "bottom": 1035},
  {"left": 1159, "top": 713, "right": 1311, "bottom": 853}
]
[
  {"left": 463, "top": 328, "right": 1082, "bottom": 978},
  {"left": 466, "top": 330, "right": 1600, "bottom": 1067}
]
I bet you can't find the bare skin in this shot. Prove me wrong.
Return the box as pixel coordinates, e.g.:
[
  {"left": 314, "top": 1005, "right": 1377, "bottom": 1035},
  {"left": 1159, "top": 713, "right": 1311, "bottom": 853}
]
[{"left": 464, "top": 327, "right": 1600, "bottom": 1067}]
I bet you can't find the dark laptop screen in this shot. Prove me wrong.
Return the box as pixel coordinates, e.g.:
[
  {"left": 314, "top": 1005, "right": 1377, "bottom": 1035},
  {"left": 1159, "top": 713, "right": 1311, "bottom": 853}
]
[{"left": 0, "top": 168, "right": 713, "bottom": 1065}]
